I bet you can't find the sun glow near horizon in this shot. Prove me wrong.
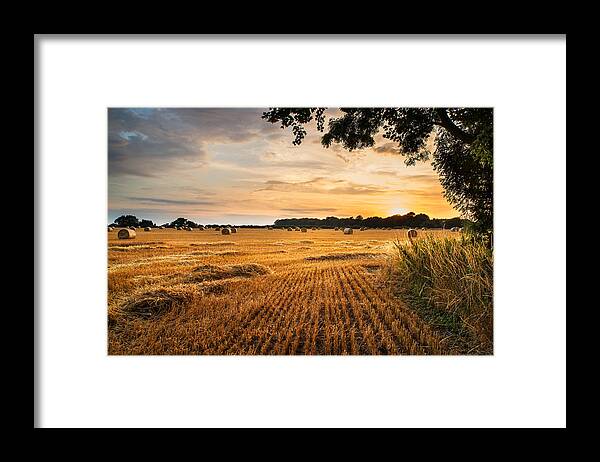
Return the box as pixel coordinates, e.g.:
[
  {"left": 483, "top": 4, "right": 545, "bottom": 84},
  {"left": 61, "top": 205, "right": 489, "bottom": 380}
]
[{"left": 108, "top": 108, "right": 460, "bottom": 225}]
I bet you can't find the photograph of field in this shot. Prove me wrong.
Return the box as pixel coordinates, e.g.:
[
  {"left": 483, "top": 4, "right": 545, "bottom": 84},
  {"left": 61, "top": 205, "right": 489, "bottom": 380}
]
[{"left": 108, "top": 107, "right": 493, "bottom": 355}]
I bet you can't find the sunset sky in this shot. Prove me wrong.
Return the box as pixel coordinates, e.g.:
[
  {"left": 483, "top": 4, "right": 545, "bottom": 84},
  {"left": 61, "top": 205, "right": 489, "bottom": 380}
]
[{"left": 108, "top": 108, "right": 459, "bottom": 225}]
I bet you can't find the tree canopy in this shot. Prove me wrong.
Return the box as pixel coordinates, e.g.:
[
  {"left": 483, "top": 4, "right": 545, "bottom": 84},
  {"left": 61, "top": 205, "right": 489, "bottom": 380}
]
[
  {"left": 113, "top": 215, "right": 140, "bottom": 227},
  {"left": 262, "top": 108, "right": 493, "bottom": 232}
]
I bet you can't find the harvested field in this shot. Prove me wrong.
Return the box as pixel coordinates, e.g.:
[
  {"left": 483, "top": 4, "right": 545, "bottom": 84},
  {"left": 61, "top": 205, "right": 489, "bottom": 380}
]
[{"left": 108, "top": 228, "right": 472, "bottom": 355}]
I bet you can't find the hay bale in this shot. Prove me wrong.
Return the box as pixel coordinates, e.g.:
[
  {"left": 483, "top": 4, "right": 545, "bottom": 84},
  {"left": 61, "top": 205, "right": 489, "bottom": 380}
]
[
  {"left": 311, "top": 227, "right": 316, "bottom": 230},
  {"left": 120, "top": 286, "right": 194, "bottom": 318},
  {"left": 301, "top": 228, "right": 308, "bottom": 233},
  {"left": 108, "top": 227, "right": 113, "bottom": 232},
  {"left": 334, "top": 227, "right": 339, "bottom": 231},
  {"left": 343, "top": 228, "right": 353, "bottom": 235},
  {"left": 144, "top": 227, "right": 151, "bottom": 231},
  {"left": 118, "top": 228, "right": 136, "bottom": 239},
  {"left": 128, "top": 226, "right": 135, "bottom": 230},
  {"left": 230, "top": 227, "right": 237, "bottom": 233},
  {"left": 215, "top": 227, "right": 221, "bottom": 231},
  {"left": 159, "top": 226, "right": 165, "bottom": 229},
  {"left": 287, "top": 227, "right": 293, "bottom": 231},
  {"left": 221, "top": 227, "right": 231, "bottom": 235},
  {"left": 407, "top": 228, "right": 418, "bottom": 240}
]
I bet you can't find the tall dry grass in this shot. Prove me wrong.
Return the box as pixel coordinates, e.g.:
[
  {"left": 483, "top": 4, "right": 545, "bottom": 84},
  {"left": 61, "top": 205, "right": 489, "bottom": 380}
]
[{"left": 384, "top": 234, "right": 493, "bottom": 353}]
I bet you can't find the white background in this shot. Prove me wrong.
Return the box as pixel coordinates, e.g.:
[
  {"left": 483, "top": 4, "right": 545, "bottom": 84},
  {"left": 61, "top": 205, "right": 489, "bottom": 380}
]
[{"left": 36, "top": 35, "right": 566, "bottom": 428}]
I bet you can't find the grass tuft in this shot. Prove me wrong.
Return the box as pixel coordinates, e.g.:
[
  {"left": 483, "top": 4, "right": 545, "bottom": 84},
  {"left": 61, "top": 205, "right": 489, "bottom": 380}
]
[
  {"left": 188, "top": 263, "right": 273, "bottom": 282},
  {"left": 384, "top": 235, "right": 493, "bottom": 353},
  {"left": 119, "top": 285, "right": 196, "bottom": 319}
]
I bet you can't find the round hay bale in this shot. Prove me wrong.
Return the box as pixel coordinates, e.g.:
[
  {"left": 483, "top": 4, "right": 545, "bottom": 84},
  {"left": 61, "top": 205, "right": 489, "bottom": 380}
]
[
  {"left": 108, "top": 227, "right": 113, "bottom": 232},
  {"left": 221, "top": 227, "right": 231, "bottom": 235},
  {"left": 230, "top": 227, "right": 237, "bottom": 233},
  {"left": 118, "top": 228, "right": 136, "bottom": 239},
  {"left": 343, "top": 228, "right": 353, "bottom": 235},
  {"left": 159, "top": 226, "right": 164, "bottom": 229},
  {"left": 215, "top": 227, "right": 221, "bottom": 231},
  {"left": 311, "top": 227, "right": 316, "bottom": 230},
  {"left": 334, "top": 227, "right": 339, "bottom": 231},
  {"left": 407, "top": 228, "right": 418, "bottom": 240},
  {"left": 301, "top": 228, "right": 308, "bottom": 233},
  {"left": 128, "top": 226, "right": 135, "bottom": 230},
  {"left": 287, "top": 227, "right": 293, "bottom": 231},
  {"left": 144, "top": 227, "right": 151, "bottom": 231}
]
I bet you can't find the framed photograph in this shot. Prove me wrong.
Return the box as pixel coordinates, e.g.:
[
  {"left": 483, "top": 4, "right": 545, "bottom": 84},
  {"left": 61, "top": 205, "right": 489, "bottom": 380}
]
[
  {"left": 35, "top": 34, "right": 566, "bottom": 428},
  {"left": 107, "top": 106, "right": 493, "bottom": 356}
]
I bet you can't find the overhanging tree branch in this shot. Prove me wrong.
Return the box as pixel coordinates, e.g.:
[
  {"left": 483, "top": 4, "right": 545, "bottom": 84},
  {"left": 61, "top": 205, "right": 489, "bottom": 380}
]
[{"left": 435, "top": 108, "right": 476, "bottom": 144}]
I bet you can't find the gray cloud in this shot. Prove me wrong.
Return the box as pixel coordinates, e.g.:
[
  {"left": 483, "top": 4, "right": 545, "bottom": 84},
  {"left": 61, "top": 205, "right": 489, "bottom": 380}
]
[
  {"left": 281, "top": 207, "right": 338, "bottom": 213},
  {"left": 336, "top": 153, "right": 350, "bottom": 163},
  {"left": 256, "top": 177, "right": 326, "bottom": 193},
  {"left": 109, "top": 108, "right": 275, "bottom": 178},
  {"left": 126, "top": 196, "right": 218, "bottom": 206},
  {"left": 392, "top": 188, "right": 441, "bottom": 197},
  {"left": 371, "top": 170, "right": 438, "bottom": 183},
  {"left": 373, "top": 142, "right": 402, "bottom": 155},
  {"left": 329, "top": 184, "right": 387, "bottom": 195},
  {"left": 256, "top": 177, "right": 388, "bottom": 195},
  {"left": 373, "top": 170, "right": 397, "bottom": 177},
  {"left": 257, "top": 150, "right": 334, "bottom": 171}
]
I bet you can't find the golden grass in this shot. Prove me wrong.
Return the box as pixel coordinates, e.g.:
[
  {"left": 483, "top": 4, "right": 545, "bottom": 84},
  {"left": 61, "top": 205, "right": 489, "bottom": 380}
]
[
  {"left": 108, "top": 228, "right": 489, "bottom": 355},
  {"left": 120, "top": 285, "right": 197, "bottom": 319},
  {"left": 189, "top": 241, "right": 237, "bottom": 246},
  {"left": 384, "top": 235, "right": 493, "bottom": 354},
  {"left": 187, "top": 263, "right": 273, "bottom": 282},
  {"left": 305, "top": 252, "right": 380, "bottom": 261}
]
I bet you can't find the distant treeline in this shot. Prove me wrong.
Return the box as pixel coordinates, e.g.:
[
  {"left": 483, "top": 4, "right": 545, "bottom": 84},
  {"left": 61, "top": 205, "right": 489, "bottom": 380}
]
[
  {"left": 110, "top": 215, "right": 268, "bottom": 229},
  {"left": 110, "top": 213, "right": 469, "bottom": 230},
  {"left": 274, "top": 213, "right": 469, "bottom": 229}
]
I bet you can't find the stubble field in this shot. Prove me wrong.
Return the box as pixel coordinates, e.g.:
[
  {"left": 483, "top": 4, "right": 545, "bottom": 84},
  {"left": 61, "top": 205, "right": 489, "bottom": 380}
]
[{"left": 108, "top": 228, "right": 463, "bottom": 355}]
